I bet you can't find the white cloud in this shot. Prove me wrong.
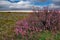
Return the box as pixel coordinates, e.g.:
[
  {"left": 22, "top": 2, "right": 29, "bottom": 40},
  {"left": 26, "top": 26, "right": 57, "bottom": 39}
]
[
  {"left": 0, "top": 1, "right": 11, "bottom": 5},
  {"left": 17, "top": 1, "right": 30, "bottom": 4},
  {"left": 0, "top": 0, "right": 32, "bottom": 9},
  {"left": 9, "top": 1, "right": 32, "bottom": 8}
]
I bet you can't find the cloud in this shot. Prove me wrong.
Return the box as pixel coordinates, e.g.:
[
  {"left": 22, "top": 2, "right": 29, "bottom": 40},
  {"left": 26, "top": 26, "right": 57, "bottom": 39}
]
[
  {"left": 48, "top": 3, "right": 60, "bottom": 9},
  {"left": 0, "top": 0, "right": 33, "bottom": 9},
  {"left": 52, "top": 0, "right": 60, "bottom": 2},
  {"left": 9, "top": 1, "right": 32, "bottom": 9},
  {"left": 0, "top": 0, "right": 60, "bottom": 10},
  {"left": 52, "top": 0, "right": 60, "bottom": 6},
  {"left": 0, "top": 1, "right": 11, "bottom": 5}
]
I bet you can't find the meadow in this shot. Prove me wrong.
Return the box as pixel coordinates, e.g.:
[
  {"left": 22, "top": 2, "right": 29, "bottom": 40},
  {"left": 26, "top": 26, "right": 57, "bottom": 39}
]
[{"left": 0, "top": 12, "right": 60, "bottom": 40}]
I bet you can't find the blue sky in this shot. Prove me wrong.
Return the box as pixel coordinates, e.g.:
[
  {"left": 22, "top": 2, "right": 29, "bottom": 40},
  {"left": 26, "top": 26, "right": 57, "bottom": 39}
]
[{"left": 0, "top": 0, "right": 60, "bottom": 10}]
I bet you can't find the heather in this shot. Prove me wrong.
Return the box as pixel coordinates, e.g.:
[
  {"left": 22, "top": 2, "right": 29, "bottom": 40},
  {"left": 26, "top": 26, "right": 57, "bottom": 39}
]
[{"left": 0, "top": 10, "right": 60, "bottom": 40}]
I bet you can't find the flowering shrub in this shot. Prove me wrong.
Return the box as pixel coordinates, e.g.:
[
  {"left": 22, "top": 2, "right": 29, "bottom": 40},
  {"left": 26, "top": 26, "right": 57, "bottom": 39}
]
[{"left": 15, "top": 10, "right": 60, "bottom": 40}]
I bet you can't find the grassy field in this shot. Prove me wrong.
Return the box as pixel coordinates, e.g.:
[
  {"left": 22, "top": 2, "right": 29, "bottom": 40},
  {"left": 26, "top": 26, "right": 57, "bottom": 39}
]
[{"left": 0, "top": 12, "right": 60, "bottom": 40}]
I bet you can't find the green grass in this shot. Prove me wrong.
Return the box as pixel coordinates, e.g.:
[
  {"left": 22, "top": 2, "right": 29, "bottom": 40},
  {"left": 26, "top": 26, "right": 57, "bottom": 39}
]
[{"left": 39, "top": 31, "right": 52, "bottom": 40}]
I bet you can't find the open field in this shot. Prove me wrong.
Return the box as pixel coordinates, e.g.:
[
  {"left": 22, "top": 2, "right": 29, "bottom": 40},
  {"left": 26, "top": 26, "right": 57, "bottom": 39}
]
[{"left": 0, "top": 12, "right": 60, "bottom": 40}]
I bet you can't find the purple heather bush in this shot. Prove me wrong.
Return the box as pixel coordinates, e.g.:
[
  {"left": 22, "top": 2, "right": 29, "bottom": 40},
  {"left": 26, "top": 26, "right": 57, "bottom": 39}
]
[{"left": 14, "top": 9, "right": 60, "bottom": 39}]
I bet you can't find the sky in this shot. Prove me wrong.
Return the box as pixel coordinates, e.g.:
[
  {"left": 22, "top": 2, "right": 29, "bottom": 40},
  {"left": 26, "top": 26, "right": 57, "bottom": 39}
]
[{"left": 0, "top": 0, "right": 60, "bottom": 10}]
